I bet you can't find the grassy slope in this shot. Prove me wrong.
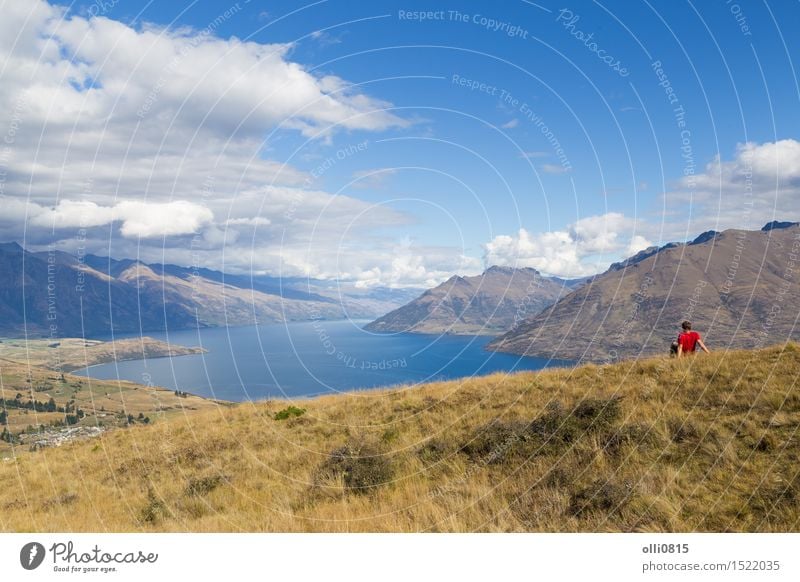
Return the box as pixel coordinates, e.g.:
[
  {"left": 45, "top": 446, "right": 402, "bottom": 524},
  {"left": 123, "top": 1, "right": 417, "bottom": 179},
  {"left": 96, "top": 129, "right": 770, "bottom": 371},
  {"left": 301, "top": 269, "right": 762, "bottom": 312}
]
[
  {"left": 0, "top": 337, "right": 206, "bottom": 372},
  {"left": 1, "top": 344, "right": 798, "bottom": 532},
  {"left": 0, "top": 361, "right": 221, "bottom": 455}
]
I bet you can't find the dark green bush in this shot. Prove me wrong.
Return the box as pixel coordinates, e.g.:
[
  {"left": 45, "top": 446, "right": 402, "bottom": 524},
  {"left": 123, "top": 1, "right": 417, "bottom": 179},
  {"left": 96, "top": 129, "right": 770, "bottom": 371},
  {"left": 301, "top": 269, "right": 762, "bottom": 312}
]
[
  {"left": 460, "top": 420, "right": 531, "bottom": 464},
  {"left": 185, "top": 475, "right": 225, "bottom": 496},
  {"left": 274, "top": 406, "right": 306, "bottom": 421},
  {"left": 316, "top": 438, "right": 393, "bottom": 494},
  {"left": 604, "top": 423, "right": 655, "bottom": 456},
  {"left": 140, "top": 489, "right": 170, "bottom": 524}
]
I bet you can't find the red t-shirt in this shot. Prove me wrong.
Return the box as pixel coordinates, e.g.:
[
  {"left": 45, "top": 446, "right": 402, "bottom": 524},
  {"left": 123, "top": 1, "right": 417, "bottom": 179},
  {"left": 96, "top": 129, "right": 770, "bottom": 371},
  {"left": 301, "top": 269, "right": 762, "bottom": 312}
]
[{"left": 678, "top": 331, "right": 700, "bottom": 353}]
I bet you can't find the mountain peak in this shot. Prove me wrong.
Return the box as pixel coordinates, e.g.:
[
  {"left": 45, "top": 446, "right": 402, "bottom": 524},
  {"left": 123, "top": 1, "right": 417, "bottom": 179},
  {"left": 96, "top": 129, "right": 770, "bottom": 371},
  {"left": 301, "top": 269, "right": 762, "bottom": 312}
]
[
  {"left": 762, "top": 220, "right": 799, "bottom": 232},
  {"left": 484, "top": 265, "right": 541, "bottom": 276},
  {"left": 608, "top": 245, "right": 660, "bottom": 271},
  {"left": 117, "top": 262, "right": 160, "bottom": 282},
  {"left": 0, "top": 241, "right": 24, "bottom": 253},
  {"left": 365, "top": 264, "right": 571, "bottom": 334},
  {"left": 689, "top": 230, "right": 718, "bottom": 245}
]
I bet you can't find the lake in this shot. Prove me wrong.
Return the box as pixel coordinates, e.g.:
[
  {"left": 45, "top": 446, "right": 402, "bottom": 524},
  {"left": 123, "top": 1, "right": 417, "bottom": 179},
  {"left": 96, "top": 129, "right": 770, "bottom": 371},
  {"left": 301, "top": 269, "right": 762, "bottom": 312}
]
[{"left": 77, "top": 320, "right": 572, "bottom": 401}]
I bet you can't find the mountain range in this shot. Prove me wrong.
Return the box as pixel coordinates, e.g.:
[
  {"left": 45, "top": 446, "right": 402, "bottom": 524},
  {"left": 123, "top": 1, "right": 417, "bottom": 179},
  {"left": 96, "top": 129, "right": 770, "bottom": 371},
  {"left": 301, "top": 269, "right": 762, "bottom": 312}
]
[
  {"left": 488, "top": 221, "right": 800, "bottom": 362},
  {"left": 365, "top": 266, "right": 585, "bottom": 334},
  {"left": 0, "top": 243, "right": 419, "bottom": 338}
]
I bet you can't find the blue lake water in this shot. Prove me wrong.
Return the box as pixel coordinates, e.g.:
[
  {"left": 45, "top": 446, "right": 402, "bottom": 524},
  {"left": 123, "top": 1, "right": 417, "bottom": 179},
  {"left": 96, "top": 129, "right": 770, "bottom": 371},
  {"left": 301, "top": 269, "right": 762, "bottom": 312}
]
[{"left": 77, "top": 320, "right": 572, "bottom": 401}]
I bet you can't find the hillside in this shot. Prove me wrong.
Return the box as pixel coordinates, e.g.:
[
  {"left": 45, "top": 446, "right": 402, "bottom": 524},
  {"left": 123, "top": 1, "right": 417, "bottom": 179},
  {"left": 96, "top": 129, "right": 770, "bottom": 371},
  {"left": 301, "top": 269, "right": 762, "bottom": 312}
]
[
  {"left": 1, "top": 343, "right": 798, "bottom": 532},
  {"left": 0, "top": 244, "right": 416, "bottom": 338},
  {"left": 365, "top": 266, "right": 580, "bottom": 335},
  {"left": 0, "top": 337, "right": 206, "bottom": 372},
  {"left": 488, "top": 222, "right": 800, "bottom": 362},
  {"left": 0, "top": 357, "right": 221, "bottom": 456}
]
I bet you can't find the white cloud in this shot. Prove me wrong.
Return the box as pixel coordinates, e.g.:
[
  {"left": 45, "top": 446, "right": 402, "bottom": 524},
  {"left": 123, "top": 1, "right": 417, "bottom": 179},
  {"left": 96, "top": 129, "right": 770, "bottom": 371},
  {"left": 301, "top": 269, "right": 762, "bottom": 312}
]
[
  {"left": 114, "top": 201, "right": 214, "bottom": 238},
  {"left": 22, "top": 199, "right": 213, "bottom": 238},
  {"left": 501, "top": 118, "right": 519, "bottom": 129},
  {"left": 0, "top": 0, "right": 406, "bottom": 209},
  {"left": 540, "top": 163, "right": 570, "bottom": 175},
  {"left": 309, "top": 30, "right": 343, "bottom": 47},
  {"left": 668, "top": 139, "right": 800, "bottom": 232},
  {"left": 28, "top": 200, "right": 115, "bottom": 229},
  {"left": 483, "top": 212, "right": 652, "bottom": 278},
  {"left": 626, "top": 235, "right": 653, "bottom": 257},
  {"left": 225, "top": 217, "right": 272, "bottom": 227},
  {"left": 0, "top": 1, "right": 446, "bottom": 286}
]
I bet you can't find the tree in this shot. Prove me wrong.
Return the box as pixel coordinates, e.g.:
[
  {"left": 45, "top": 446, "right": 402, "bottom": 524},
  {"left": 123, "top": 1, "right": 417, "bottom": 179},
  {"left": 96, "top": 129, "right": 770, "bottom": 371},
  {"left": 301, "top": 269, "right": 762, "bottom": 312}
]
[
  {"left": 0, "top": 410, "right": 7, "bottom": 425},
  {"left": 0, "top": 427, "right": 15, "bottom": 443}
]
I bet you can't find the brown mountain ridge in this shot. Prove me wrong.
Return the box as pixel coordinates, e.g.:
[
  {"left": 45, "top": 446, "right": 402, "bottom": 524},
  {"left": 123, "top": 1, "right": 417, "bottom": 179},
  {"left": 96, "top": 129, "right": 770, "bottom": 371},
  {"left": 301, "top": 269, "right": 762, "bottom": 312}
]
[
  {"left": 488, "top": 221, "right": 800, "bottom": 362},
  {"left": 365, "top": 266, "right": 583, "bottom": 335}
]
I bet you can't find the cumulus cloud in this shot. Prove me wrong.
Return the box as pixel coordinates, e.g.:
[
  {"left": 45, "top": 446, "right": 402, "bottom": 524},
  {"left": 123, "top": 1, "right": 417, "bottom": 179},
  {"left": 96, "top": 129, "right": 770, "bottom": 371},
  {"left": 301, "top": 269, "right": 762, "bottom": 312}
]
[
  {"left": 0, "top": 0, "right": 406, "bottom": 207},
  {"left": 0, "top": 1, "right": 448, "bottom": 287},
  {"left": 668, "top": 139, "right": 800, "bottom": 232},
  {"left": 483, "top": 213, "right": 652, "bottom": 278},
  {"left": 225, "top": 217, "right": 272, "bottom": 227},
  {"left": 18, "top": 199, "right": 213, "bottom": 238}
]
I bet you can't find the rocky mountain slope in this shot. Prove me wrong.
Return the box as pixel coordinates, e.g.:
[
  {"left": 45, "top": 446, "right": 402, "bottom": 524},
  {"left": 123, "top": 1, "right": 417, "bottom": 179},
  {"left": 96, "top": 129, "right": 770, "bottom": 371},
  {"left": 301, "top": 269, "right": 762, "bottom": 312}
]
[
  {"left": 0, "top": 243, "right": 417, "bottom": 337},
  {"left": 488, "top": 222, "right": 800, "bottom": 362},
  {"left": 365, "top": 266, "right": 582, "bottom": 335}
]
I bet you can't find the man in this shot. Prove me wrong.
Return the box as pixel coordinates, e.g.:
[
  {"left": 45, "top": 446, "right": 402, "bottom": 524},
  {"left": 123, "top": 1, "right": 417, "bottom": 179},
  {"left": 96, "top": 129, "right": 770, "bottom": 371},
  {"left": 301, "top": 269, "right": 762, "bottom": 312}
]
[{"left": 676, "top": 320, "right": 710, "bottom": 357}]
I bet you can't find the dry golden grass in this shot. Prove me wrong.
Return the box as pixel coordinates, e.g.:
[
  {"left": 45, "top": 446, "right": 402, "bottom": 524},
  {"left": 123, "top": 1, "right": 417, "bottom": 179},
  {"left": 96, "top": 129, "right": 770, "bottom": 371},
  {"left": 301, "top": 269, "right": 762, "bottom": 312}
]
[
  {"left": 0, "top": 336, "right": 205, "bottom": 372},
  {"left": 0, "top": 343, "right": 798, "bottom": 532},
  {"left": 0, "top": 360, "right": 222, "bottom": 454}
]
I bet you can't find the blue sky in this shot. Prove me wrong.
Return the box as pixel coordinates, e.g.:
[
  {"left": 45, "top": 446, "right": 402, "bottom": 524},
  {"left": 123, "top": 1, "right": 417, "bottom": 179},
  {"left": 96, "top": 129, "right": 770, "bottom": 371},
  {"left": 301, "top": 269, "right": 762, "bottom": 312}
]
[{"left": 1, "top": 0, "right": 799, "bottom": 284}]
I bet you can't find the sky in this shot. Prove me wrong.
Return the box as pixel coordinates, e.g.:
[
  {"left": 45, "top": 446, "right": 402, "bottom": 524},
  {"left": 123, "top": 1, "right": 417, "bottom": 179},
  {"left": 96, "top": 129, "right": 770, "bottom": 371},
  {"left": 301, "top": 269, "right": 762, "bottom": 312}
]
[{"left": 1, "top": 0, "right": 799, "bottom": 287}]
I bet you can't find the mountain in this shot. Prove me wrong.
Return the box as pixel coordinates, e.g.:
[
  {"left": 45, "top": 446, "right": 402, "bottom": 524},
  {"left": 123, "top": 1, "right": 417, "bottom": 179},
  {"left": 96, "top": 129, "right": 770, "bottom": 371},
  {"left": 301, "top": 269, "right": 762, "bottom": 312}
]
[
  {"left": 365, "top": 266, "right": 582, "bottom": 335},
  {"left": 0, "top": 244, "right": 418, "bottom": 338},
  {"left": 488, "top": 222, "right": 800, "bottom": 362}
]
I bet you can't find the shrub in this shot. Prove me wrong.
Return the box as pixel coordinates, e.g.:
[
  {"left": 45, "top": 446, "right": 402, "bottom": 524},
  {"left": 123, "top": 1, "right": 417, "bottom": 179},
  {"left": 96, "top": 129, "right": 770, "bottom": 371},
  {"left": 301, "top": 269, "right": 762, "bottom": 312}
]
[
  {"left": 460, "top": 420, "right": 532, "bottom": 464},
  {"left": 381, "top": 428, "right": 399, "bottom": 443},
  {"left": 604, "top": 423, "right": 655, "bottom": 457},
  {"left": 185, "top": 475, "right": 225, "bottom": 496},
  {"left": 461, "top": 397, "right": 624, "bottom": 464},
  {"left": 139, "top": 490, "right": 170, "bottom": 524},
  {"left": 274, "top": 406, "right": 306, "bottom": 421},
  {"left": 316, "top": 438, "right": 393, "bottom": 494},
  {"left": 571, "top": 397, "right": 622, "bottom": 432}
]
